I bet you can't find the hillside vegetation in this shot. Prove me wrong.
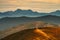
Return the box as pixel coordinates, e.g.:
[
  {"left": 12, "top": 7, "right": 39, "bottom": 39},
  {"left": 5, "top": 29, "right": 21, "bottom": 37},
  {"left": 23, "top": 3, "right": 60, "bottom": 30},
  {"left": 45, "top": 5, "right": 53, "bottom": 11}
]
[{"left": 0, "top": 21, "right": 60, "bottom": 40}]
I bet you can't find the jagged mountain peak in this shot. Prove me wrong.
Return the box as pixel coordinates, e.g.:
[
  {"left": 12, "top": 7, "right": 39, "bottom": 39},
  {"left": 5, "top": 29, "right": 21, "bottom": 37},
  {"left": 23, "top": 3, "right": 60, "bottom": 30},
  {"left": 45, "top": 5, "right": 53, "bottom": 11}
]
[
  {"left": 55, "top": 10, "right": 60, "bottom": 12},
  {"left": 15, "top": 9, "right": 22, "bottom": 12},
  {"left": 51, "top": 10, "right": 60, "bottom": 13}
]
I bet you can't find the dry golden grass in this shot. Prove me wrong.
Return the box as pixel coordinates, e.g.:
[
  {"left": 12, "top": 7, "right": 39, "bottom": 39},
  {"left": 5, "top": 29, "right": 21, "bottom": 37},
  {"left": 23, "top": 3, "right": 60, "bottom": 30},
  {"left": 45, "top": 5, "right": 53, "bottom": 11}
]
[{"left": 1, "top": 27, "right": 60, "bottom": 40}]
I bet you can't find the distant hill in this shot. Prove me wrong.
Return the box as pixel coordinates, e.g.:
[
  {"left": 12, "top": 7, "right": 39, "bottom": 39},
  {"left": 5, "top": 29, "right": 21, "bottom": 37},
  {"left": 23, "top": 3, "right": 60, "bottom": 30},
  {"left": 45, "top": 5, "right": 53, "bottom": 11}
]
[
  {"left": 0, "top": 9, "right": 60, "bottom": 18},
  {"left": 0, "top": 9, "right": 48, "bottom": 18},
  {"left": 50, "top": 10, "right": 60, "bottom": 16},
  {"left": 0, "top": 15, "right": 60, "bottom": 30}
]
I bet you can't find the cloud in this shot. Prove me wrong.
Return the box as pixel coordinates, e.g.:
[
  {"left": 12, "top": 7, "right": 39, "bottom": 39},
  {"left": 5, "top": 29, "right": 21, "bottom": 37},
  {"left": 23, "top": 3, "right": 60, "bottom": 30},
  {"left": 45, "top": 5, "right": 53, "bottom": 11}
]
[
  {"left": 0, "top": 0, "right": 60, "bottom": 12},
  {"left": 32, "top": 0, "right": 60, "bottom": 4}
]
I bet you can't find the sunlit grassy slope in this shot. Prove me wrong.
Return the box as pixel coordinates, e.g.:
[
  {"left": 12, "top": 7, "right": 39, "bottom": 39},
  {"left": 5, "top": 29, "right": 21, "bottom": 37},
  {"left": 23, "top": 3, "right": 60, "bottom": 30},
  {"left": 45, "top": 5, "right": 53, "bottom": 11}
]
[{"left": 1, "top": 27, "right": 60, "bottom": 40}]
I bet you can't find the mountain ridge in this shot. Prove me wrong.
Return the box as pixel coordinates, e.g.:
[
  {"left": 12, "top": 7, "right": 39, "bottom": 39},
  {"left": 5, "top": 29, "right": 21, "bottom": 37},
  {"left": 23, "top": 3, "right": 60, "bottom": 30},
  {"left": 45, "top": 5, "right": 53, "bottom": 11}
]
[
  {"left": 0, "top": 9, "right": 60, "bottom": 18},
  {"left": 0, "top": 15, "right": 60, "bottom": 30}
]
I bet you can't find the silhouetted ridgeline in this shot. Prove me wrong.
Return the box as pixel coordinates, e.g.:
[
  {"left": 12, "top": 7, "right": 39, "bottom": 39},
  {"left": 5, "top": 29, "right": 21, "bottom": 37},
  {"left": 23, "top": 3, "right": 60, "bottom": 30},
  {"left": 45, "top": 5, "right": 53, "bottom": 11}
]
[{"left": 0, "top": 9, "right": 60, "bottom": 18}]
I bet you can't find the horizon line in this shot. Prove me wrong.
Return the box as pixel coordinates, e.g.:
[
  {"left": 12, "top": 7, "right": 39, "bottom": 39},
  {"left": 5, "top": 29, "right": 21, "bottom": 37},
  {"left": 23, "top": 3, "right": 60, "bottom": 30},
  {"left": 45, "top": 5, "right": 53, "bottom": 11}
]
[{"left": 0, "top": 9, "right": 60, "bottom": 13}]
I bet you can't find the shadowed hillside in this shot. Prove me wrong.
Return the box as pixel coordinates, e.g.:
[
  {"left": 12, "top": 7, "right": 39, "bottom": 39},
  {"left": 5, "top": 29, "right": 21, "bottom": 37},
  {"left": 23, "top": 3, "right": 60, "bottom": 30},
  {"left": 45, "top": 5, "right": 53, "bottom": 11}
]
[{"left": 0, "top": 15, "right": 60, "bottom": 30}]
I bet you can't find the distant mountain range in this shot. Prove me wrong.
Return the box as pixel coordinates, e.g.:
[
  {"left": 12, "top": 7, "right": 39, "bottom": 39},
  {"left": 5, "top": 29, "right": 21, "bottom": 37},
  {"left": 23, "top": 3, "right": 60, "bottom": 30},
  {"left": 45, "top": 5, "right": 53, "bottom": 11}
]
[
  {"left": 0, "top": 9, "right": 60, "bottom": 30},
  {"left": 0, "top": 9, "right": 60, "bottom": 39},
  {"left": 0, "top": 15, "right": 60, "bottom": 30},
  {"left": 0, "top": 9, "right": 60, "bottom": 18}
]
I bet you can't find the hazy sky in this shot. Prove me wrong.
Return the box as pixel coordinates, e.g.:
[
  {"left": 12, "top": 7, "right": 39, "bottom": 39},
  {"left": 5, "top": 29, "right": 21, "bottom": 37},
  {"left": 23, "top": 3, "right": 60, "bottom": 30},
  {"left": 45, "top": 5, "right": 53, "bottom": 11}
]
[{"left": 0, "top": 0, "right": 60, "bottom": 12}]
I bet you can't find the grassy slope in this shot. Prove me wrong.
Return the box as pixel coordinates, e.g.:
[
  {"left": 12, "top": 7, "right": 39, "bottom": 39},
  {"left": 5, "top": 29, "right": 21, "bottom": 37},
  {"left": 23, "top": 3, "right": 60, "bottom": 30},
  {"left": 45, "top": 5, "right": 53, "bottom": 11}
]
[{"left": 1, "top": 27, "right": 60, "bottom": 40}]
